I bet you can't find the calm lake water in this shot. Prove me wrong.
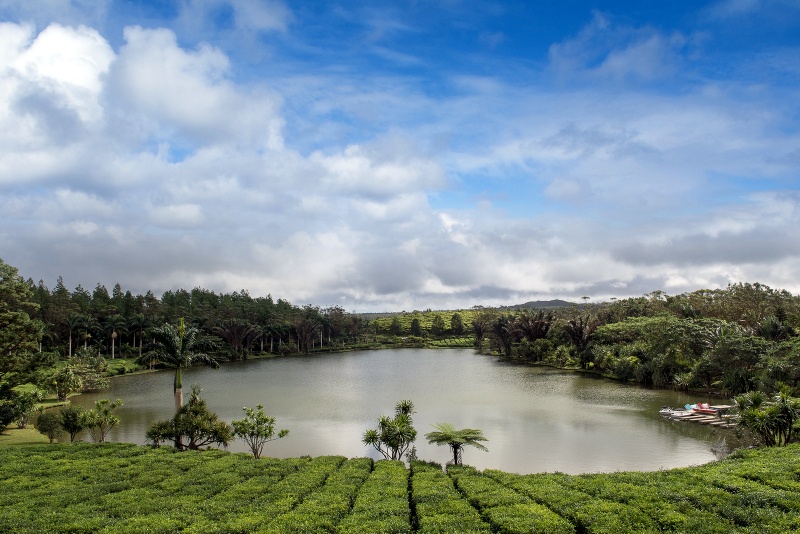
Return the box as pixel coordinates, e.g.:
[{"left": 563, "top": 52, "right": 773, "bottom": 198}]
[{"left": 71, "top": 348, "right": 738, "bottom": 474}]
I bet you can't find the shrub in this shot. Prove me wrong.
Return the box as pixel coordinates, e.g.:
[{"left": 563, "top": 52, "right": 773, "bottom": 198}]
[{"left": 35, "top": 412, "right": 63, "bottom": 443}]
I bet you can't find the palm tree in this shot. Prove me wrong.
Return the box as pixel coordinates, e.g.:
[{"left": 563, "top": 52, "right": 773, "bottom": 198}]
[
  {"left": 103, "top": 314, "right": 128, "bottom": 360},
  {"left": 138, "top": 318, "right": 219, "bottom": 412},
  {"left": 425, "top": 423, "right": 488, "bottom": 466},
  {"left": 63, "top": 314, "right": 84, "bottom": 358},
  {"left": 80, "top": 315, "right": 101, "bottom": 350},
  {"left": 564, "top": 315, "right": 597, "bottom": 368},
  {"left": 212, "top": 318, "right": 260, "bottom": 360},
  {"left": 127, "top": 314, "right": 149, "bottom": 359},
  {"left": 490, "top": 315, "right": 516, "bottom": 357}
]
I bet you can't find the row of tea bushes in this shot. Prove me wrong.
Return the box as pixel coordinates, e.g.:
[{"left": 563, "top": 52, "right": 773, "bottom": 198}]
[
  {"left": 410, "top": 461, "right": 490, "bottom": 533},
  {"left": 483, "top": 470, "right": 659, "bottom": 533},
  {"left": 266, "top": 457, "right": 373, "bottom": 533},
  {"left": 215, "top": 455, "right": 345, "bottom": 533},
  {"left": 448, "top": 465, "right": 574, "bottom": 533},
  {"left": 338, "top": 460, "right": 411, "bottom": 533},
  {"left": 2, "top": 443, "right": 800, "bottom": 532}
]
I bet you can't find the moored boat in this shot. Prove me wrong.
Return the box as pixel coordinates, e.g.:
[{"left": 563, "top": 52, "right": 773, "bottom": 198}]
[{"left": 691, "top": 402, "right": 718, "bottom": 415}]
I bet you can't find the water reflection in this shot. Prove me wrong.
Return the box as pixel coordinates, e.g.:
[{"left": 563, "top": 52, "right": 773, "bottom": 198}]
[{"left": 70, "top": 348, "right": 738, "bottom": 474}]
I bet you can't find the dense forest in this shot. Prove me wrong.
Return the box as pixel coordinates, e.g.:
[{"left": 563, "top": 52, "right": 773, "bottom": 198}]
[{"left": 3, "top": 255, "right": 800, "bottom": 416}]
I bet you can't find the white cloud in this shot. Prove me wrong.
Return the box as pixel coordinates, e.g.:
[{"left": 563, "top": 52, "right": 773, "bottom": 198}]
[
  {"left": 0, "top": 22, "right": 113, "bottom": 156},
  {"left": 109, "top": 26, "right": 284, "bottom": 149},
  {"left": 176, "top": 0, "right": 292, "bottom": 35},
  {"left": 313, "top": 141, "right": 447, "bottom": 198},
  {"left": 148, "top": 203, "right": 204, "bottom": 228},
  {"left": 547, "top": 11, "right": 688, "bottom": 83}
]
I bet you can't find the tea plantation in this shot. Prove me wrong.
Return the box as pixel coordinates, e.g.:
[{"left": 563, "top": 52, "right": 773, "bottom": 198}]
[{"left": 1, "top": 443, "right": 799, "bottom": 533}]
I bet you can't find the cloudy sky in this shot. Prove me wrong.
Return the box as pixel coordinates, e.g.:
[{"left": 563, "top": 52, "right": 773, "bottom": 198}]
[{"left": 0, "top": 1, "right": 798, "bottom": 312}]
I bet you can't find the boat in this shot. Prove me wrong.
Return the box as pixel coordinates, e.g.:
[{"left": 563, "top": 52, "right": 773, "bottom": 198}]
[
  {"left": 659, "top": 406, "right": 693, "bottom": 419},
  {"left": 691, "top": 402, "right": 719, "bottom": 415}
]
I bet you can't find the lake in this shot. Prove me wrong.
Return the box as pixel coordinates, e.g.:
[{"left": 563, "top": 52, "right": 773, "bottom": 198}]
[{"left": 70, "top": 348, "right": 738, "bottom": 474}]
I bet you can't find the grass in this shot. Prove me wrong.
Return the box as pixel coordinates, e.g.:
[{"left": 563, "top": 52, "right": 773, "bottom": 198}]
[{"left": 0, "top": 427, "right": 50, "bottom": 446}]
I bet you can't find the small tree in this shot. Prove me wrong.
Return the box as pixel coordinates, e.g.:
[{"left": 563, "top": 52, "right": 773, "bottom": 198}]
[
  {"left": 81, "top": 399, "right": 123, "bottom": 443},
  {"left": 10, "top": 386, "right": 43, "bottom": 429},
  {"left": 450, "top": 313, "right": 465, "bottom": 336},
  {"left": 51, "top": 366, "right": 83, "bottom": 402},
  {"left": 36, "top": 412, "right": 63, "bottom": 443},
  {"left": 431, "top": 314, "right": 446, "bottom": 337},
  {"left": 0, "top": 399, "right": 16, "bottom": 433},
  {"left": 425, "top": 423, "right": 488, "bottom": 466},
  {"left": 410, "top": 318, "right": 422, "bottom": 336},
  {"left": 389, "top": 317, "right": 403, "bottom": 336},
  {"left": 363, "top": 400, "right": 416, "bottom": 461},
  {"left": 146, "top": 385, "right": 233, "bottom": 451},
  {"left": 59, "top": 404, "right": 86, "bottom": 442},
  {"left": 232, "top": 404, "right": 289, "bottom": 459}
]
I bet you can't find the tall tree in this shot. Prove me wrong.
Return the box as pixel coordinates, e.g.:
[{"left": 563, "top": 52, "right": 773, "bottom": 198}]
[
  {"left": 139, "top": 319, "right": 219, "bottom": 412},
  {"left": 431, "top": 314, "right": 446, "bottom": 337},
  {"left": 489, "top": 315, "right": 516, "bottom": 357},
  {"left": 471, "top": 309, "right": 496, "bottom": 349},
  {"left": 127, "top": 314, "right": 149, "bottom": 359},
  {"left": 514, "top": 310, "right": 553, "bottom": 343},
  {"left": 450, "top": 313, "right": 465, "bottom": 336},
  {"left": 63, "top": 314, "right": 84, "bottom": 359},
  {"left": 212, "top": 318, "right": 260, "bottom": 360},
  {"left": 0, "top": 258, "right": 42, "bottom": 380},
  {"left": 292, "top": 306, "right": 321, "bottom": 353},
  {"left": 564, "top": 315, "right": 597, "bottom": 368},
  {"left": 103, "top": 314, "right": 128, "bottom": 359}
]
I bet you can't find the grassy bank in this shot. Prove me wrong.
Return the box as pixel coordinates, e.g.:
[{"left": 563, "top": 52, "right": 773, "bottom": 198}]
[
  {"left": 1, "top": 442, "right": 798, "bottom": 533},
  {"left": 0, "top": 427, "right": 49, "bottom": 446}
]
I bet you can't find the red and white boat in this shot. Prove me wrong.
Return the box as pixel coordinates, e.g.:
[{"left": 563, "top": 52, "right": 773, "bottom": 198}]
[{"left": 691, "top": 402, "right": 718, "bottom": 415}]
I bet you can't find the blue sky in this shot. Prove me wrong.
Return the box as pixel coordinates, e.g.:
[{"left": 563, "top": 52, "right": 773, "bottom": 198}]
[{"left": 0, "top": 0, "right": 798, "bottom": 311}]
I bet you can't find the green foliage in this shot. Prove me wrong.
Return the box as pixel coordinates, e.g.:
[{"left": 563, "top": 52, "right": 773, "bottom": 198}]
[
  {"left": 146, "top": 385, "right": 232, "bottom": 451},
  {"left": 59, "top": 404, "right": 85, "bottom": 442},
  {"left": 339, "top": 460, "right": 411, "bottom": 533},
  {"left": 35, "top": 412, "right": 63, "bottom": 443},
  {"left": 431, "top": 314, "right": 446, "bottom": 337},
  {"left": 410, "top": 461, "right": 491, "bottom": 533},
  {"left": 0, "top": 258, "right": 42, "bottom": 382},
  {"left": 0, "top": 399, "right": 14, "bottom": 433},
  {"left": 50, "top": 365, "right": 83, "bottom": 401},
  {"left": 363, "top": 400, "right": 417, "bottom": 461},
  {"left": 140, "top": 319, "right": 220, "bottom": 410},
  {"left": 425, "top": 422, "right": 488, "bottom": 466},
  {"left": 451, "top": 312, "right": 465, "bottom": 335},
  {"left": 2, "top": 443, "right": 800, "bottom": 532},
  {"left": 8, "top": 385, "right": 42, "bottom": 429},
  {"left": 735, "top": 389, "right": 800, "bottom": 446},
  {"left": 231, "top": 403, "right": 288, "bottom": 459},
  {"left": 410, "top": 317, "right": 423, "bottom": 336},
  {"left": 81, "top": 398, "right": 123, "bottom": 443},
  {"left": 448, "top": 465, "right": 574, "bottom": 534}
]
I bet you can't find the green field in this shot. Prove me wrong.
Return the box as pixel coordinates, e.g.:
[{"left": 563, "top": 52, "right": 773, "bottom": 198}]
[{"left": 1, "top": 443, "right": 800, "bottom": 533}]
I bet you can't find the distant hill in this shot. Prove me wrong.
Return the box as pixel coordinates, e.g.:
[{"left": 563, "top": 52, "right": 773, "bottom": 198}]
[
  {"left": 501, "top": 299, "right": 575, "bottom": 310},
  {"left": 358, "top": 299, "right": 575, "bottom": 318}
]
